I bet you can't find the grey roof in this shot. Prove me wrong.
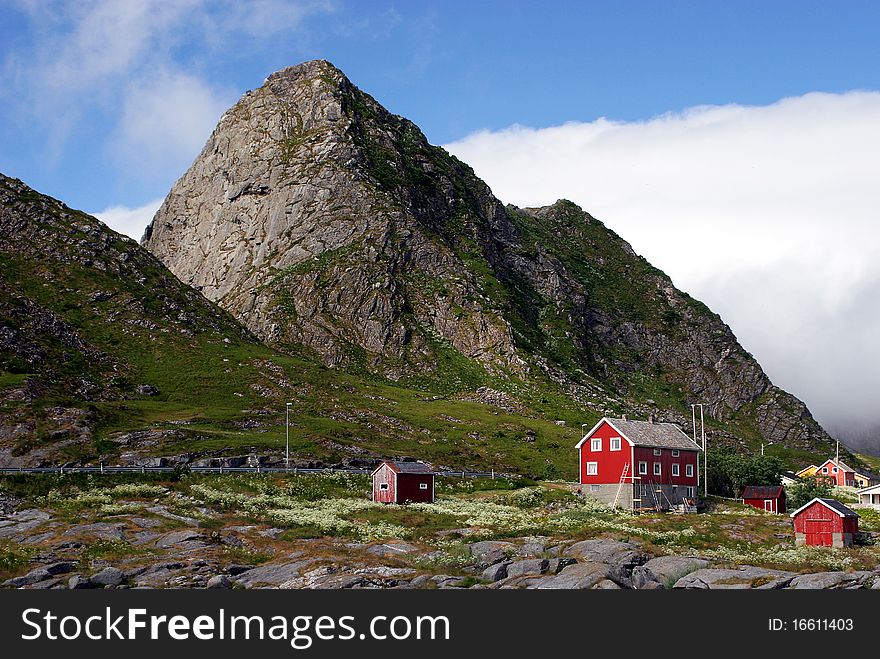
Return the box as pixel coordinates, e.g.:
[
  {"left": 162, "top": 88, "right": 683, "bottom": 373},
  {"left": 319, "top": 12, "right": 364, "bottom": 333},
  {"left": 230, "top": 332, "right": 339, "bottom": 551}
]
[
  {"left": 382, "top": 460, "right": 434, "bottom": 474},
  {"left": 832, "top": 459, "right": 856, "bottom": 472},
  {"left": 817, "top": 498, "right": 859, "bottom": 517},
  {"left": 607, "top": 418, "right": 701, "bottom": 450}
]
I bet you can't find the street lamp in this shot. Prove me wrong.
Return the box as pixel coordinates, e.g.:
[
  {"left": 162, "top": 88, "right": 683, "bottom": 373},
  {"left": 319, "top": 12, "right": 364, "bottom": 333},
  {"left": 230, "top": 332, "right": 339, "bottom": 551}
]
[
  {"left": 285, "top": 402, "right": 292, "bottom": 471},
  {"left": 761, "top": 441, "right": 773, "bottom": 456}
]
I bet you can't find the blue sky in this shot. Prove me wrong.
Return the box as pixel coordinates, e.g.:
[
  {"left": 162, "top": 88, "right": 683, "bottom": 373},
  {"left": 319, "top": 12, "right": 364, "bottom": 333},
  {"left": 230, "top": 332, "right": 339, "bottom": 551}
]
[
  {"left": 2, "top": 1, "right": 880, "bottom": 439},
  {"left": 2, "top": 1, "right": 880, "bottom": 213}
]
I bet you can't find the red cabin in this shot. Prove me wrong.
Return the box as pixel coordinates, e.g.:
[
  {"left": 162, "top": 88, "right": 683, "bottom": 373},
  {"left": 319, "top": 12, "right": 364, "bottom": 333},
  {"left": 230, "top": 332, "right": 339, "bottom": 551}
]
[
  {"left": 372, "top": 460, "right": 435, "bottom": 504},
  {"left": 741, "top": 485, "right": 787, "bottom": 514},
  {"left": 576, "top": 416, "right": 701, "bottom": 511},
  {"left": 790, "top": 498, "right": 859, "bottom": 547}
]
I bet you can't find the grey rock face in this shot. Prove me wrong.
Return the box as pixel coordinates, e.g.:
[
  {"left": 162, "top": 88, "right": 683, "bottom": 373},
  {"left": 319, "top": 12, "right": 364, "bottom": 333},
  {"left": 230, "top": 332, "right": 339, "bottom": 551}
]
[{"left": 143, "top": 61, "right": 524, "bottom": 378}]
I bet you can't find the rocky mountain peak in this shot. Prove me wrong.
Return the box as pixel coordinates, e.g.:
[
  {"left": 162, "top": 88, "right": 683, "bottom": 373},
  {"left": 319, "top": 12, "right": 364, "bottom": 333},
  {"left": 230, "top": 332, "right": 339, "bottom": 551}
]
[
  {"left": 142, "top": 61, "right": 838, "bottom": 456},
  {"left": 143, "top": 59, "right": 525, "bottom": 376}
]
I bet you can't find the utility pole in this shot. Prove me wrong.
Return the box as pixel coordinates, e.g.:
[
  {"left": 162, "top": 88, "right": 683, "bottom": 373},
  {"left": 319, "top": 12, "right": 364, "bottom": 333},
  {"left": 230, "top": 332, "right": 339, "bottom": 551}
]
[
  {"left": 701, "top": 405, "right": 706, "bottom": 498},
  {"left": 285, "top": 402, "right": 292, "bottom": 471},
  {"left": 692, "top": 403, "right": 707, "bottom": 498}
]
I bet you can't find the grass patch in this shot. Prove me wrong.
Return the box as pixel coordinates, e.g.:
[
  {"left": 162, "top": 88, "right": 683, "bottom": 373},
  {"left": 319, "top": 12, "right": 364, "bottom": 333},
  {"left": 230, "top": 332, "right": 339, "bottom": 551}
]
[
  {"left": 0, "top": 543, "right": 34, "bottom": 579},
  {"left": 81, "top": 540, "right": 150, "bottom": 562}
]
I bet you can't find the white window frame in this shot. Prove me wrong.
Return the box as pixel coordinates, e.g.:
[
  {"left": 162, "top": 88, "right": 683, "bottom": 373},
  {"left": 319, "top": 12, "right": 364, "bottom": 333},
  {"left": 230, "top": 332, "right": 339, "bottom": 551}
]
[
  {"left": 419, "top": 483, "right": 428, "bottom": 490},
  {"left": 822, "top": 467, "right": 828, "bottom": 473},
  {"left": 832, "top": 467, "right": 838, "bottom": 473},
  {"left": 686, "top": 486, "right": 695, "bottom": 497},
  {"left": 610, "top": 437, "right": 621, "bottom": 451},
  {"left": 379, "top": 483, "right": 388, "bottom": 490},
  {"left": 672, "top": 463, "right": 680, "bottom": 477},
  {"left": 764, "top": 499, "right": 773, "bottom": 512},
  {"left": 586, "top": 461, "right": 598, "bottom": 476},
  {"left": 653, "top": 462, "right": 661, "bottom": 476},
  {"left": 591, "top": 438, "right": 602, "bottom": 452},
  {"left": 638, "top": 461, "right": 647, "bottom": 475},
  {"left": 686, "top": 464, "right": 694, "bottom": 478},
  {"left": 672, "top": 449, "right": 680, "bottom": 457},
  {"left": 653, "top": 448, "right": 662, "bottom": 456}
]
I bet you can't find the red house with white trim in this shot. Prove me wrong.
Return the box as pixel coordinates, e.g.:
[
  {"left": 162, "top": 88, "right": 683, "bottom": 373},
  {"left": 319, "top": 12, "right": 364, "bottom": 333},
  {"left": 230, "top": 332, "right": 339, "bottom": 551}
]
[
  {"left": 372, "top": 460, "right": 435, "bottom": 504},
  {"left": 576, "top": 416, "right": 701, "bottom": 511},
  {"left": 815, "top": 458, "right": 857, "bottom": 487},
  {"left": 742, "top": 485, "right": 787, "bottom": 514},
  {"left": 790, "top": 498, "right": 859, "bottom": 547}
]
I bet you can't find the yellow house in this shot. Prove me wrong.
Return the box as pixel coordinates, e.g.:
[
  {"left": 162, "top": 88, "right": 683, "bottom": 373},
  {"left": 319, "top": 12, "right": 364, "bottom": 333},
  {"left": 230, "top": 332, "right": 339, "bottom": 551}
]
[
  {"left": 795, "top": 465, "right": 819, "bottom": 479},
  {"left": 853, "top": 470, "right": 880, "bottom": 488}
]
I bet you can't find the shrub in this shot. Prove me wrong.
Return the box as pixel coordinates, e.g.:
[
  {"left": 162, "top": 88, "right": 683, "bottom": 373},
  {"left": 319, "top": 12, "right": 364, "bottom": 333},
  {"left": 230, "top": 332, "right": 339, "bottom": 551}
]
[{"left": 786, "top": 477, "right": 834, "bottom": 509}]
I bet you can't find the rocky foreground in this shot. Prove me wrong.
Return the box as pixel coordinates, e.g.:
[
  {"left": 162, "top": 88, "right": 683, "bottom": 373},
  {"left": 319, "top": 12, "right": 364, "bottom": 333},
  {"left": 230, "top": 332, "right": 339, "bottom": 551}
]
[{"left": 2, "top": 503, "right": 877, "bottom": 590}]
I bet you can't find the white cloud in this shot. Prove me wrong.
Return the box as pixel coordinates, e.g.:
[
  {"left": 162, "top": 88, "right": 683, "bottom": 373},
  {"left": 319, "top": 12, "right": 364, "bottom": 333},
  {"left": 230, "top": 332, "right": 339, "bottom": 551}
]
[
  {"left": 92, "top": 197, "right": 164, "bottom": 241},
  {"left": 3, "top": 0, "right": 331, "bottom": 172},
  {"left": 115, "top": 70, "right": 232, "bottom": 176},
  {"left": 444, "top": 91, "right": 880, "bottom": 436}
]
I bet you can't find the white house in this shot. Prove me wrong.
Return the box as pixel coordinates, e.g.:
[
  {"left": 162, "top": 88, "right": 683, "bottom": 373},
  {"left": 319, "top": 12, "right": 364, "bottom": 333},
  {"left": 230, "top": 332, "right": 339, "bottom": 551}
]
[{"left": 856, "top": 483, "right": 880, "bottom": 509}]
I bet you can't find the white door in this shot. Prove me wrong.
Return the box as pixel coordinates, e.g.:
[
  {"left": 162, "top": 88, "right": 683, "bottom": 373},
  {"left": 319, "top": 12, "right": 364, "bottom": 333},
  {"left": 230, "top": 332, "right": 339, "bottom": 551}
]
[{"left": 764, "top": 499, "right": 774, "bottom": 512}]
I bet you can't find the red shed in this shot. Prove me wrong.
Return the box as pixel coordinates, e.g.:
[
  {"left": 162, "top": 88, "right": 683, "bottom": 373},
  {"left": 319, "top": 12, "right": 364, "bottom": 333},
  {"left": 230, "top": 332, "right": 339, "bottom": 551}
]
[
  {"left": 372, "top": 460, "right": 435, "bottom": 504},
  {"left": 742, "top": 485, "right": 787, "bottom": 514},
  {"left": 790, "top": 498, "right": 859, "bottom": 547}
]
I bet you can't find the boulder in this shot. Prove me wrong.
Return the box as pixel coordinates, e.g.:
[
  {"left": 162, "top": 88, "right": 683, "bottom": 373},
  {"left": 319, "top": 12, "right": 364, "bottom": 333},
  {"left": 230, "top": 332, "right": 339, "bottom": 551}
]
[
  {"left": 506, "top": 559, "right": 550, "bottom": 578},
  {"left": 481, "top": 562, "right": 510, "bottom": 582},
  {"left": 68, "top": 575, "right": 92, "bottom": 589},
  {"left": 515, "top": 541, "right": 546, "bottom": 557},
  {"left": 674, "top": 567, "right": 795, "bottom": 590},
  {"left": 63, "top": 523, "right": 125, "bottom": 541},
  {"left": 468, "top": 540, "right": 514, "bottom": 567},
  {"left": 564, "top": 539, "right": 648, "bottom": 569},
  {"left": 632, "top": 556, "right": 709, "bottom": 589},
  {"left": 206, "top": 574, "right": 232, "bottom": 589},
  {"left": 367, "top": 542, "right": 419, "bottom": 557},
  {"left": 528, "top": 562, "right": 610, "bottom": 589},
  {"left": 4, "top": 561, "right": 76, "bottom": 587},
  {"left": 155, "top": 530, "right": 207, "bottom": 550},
  {"left": 787, "top": 572, "right": 873, "bottom": 589},
  {"left": 233, "top": 559, "right": 315, "bottom": 589},
  {"left": 91, "top": 567, "right": 124, "bottom": 587},
  {"left": 545, "top": 557, "right": 577, "bottom": 574}
]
